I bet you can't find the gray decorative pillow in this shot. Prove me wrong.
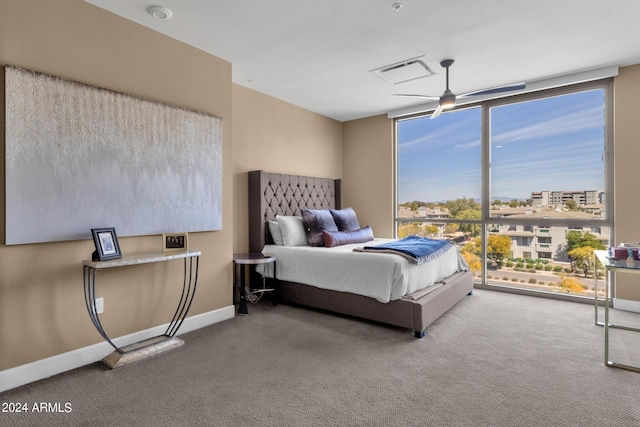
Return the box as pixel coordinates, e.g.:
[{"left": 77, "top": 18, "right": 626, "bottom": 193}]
[
  {"left": 301, "top": 208, "right": 338, "bottom": 247},
  {"left": 330, "top": 207, "right": 360, "bottom": 231}
]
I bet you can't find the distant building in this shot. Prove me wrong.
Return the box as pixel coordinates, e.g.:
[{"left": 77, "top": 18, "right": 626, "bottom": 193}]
[
  {"left": 398, "top": 205, "right": 449, "bottom": 219},
  {"left": 488, "top": 206, "right": 608, "bottom": 261},
  {"left": 530, "top": 189, "right": 604, "bottom": 209},
  {"left": 488, "top": 223, "right": 608, "bottom": 262}
]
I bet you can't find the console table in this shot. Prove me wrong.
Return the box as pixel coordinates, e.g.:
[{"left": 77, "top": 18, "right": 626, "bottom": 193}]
[
  {"left": 594, "top": 250, "right": 640, "bottom": 372},
  {"left": 82, "top": 250, "right": 200, "bottom": 368}
]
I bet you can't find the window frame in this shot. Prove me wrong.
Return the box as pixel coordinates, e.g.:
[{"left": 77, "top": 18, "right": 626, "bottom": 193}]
[{"left": 394, "top": 79, "right": 614, "bottom": 301}]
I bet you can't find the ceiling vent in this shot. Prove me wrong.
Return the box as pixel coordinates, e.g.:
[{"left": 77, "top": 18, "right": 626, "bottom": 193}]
[{"left": 371, "top": 57, "right": 434, "bottom": 85}]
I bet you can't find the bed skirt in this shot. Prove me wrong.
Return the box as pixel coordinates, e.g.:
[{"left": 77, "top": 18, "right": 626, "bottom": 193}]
[{"left": 276, "top": 270, "right": 473, "bottom": 337}]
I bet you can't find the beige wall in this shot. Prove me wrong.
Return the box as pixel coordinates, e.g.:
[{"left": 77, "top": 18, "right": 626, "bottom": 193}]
[
  {"left": 0, "top": 0, "right": 233, "bottom": 370},
  {"left": 232, "top": 84, "right": 343, "bottom": 252},
  {"left": 342, "top": 115, "right": 395, "bottom": 238},
  {"left": 613, "top": 64, "right": 640, "bottom": 300}
]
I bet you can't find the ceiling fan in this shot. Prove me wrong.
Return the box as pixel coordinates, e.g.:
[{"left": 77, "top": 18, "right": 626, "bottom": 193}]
[{"left": 393, "top": 59, "right": 526, "bottom": 119}]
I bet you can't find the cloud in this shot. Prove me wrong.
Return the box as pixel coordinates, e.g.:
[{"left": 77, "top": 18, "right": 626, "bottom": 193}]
[
  {"left": 491, "top": 104, "right": 603, "bottom": 146},
  {"left": 397, "top": 90, "right": 606, "bottom": 201},
  {"left": 398, "top": 108, "right": 481, "bottom": 153}
]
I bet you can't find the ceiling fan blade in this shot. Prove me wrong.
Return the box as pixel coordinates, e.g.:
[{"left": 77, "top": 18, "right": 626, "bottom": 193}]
[
  {"left": 430, "top": 104, "right": 444, "bottom": 119},
  {"left": 459, "top": 82, "right": 526, "bottom": 98},
  {"left": 393, "top": 60, "right": 523, "bottom": 120},
  {"left": 392, "top": 94, "right": 440, "bottom": 100}
]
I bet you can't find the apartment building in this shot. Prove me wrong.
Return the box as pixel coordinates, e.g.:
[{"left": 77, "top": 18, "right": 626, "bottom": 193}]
[{"left": 530, "top": 190, "right": 604, "bottom": 209}]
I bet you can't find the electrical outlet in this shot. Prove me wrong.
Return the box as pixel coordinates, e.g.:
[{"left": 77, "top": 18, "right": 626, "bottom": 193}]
[{"left": 95, "top": 297, "right": 104, "bottom": 314}]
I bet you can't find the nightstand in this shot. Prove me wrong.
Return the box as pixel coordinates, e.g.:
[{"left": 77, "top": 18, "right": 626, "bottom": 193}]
[{"left": 233, "top": 253, "right": 277, "bottom": 315}]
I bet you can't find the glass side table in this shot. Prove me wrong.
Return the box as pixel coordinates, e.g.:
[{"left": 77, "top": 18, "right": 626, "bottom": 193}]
[{"left": 594, "top": 250, "right": 640, "bottom": 372}]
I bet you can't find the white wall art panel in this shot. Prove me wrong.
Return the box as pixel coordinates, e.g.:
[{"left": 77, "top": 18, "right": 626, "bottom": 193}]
[{"left": 5, "top": 66, "right": 222, "bottom": 245}]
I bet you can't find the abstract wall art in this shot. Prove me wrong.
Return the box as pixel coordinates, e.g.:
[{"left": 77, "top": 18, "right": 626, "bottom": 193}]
[{"left": 5, "top": 66, "right": 222, "bottom": 245}]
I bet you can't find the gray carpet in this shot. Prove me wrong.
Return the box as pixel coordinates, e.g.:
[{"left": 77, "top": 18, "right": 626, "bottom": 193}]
[{"left": 2, "top": 289, "right": 640, "bottom": 426}]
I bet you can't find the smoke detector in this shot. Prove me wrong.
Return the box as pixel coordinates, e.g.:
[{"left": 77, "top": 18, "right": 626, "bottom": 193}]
[{"left": 147, "top": 5, "right": 173, "bottom": 20}]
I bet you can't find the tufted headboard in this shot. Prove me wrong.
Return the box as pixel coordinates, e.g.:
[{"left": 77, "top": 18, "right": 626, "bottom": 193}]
[{"left": 248, "top": 170, "right": 342, "bottom": 252}]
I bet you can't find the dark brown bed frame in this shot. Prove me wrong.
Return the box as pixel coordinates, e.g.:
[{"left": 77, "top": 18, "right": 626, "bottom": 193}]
[{"left": 248, "top": 170, "right": 473, "bottom": 338}]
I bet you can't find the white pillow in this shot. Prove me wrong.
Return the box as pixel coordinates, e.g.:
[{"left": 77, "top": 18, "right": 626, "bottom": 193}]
[
  {"left": 276, "top": 215, "right": 308, "bottom": 246},
  {"left": 268, "top": 220, "right": 284, "bottom": 246}
]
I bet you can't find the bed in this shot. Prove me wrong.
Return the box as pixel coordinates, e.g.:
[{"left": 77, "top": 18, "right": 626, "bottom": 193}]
[{"left": 248, "top": 170, "right": 473, "bottom": 338}]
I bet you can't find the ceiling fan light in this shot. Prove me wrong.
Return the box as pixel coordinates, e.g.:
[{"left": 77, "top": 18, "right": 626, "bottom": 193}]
[
  {"left": 439, "top": 90, "right": 456, "bottom": 109},
  {"left": 440, "top": 100, "right": 456, "bottom": 109}
]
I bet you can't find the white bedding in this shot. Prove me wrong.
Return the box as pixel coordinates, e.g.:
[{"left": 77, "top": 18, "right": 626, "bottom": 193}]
[{"left": 257, "top": 238, "right": 468, "bottom": 303}]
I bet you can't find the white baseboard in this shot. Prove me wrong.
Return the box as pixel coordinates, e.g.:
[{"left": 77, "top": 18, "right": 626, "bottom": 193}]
[
  {"left": 0, "top": 305, "right": 235, "bottom": 393},
  {"left": 613, "top": 298, "right": 640, "bottom": 314}
]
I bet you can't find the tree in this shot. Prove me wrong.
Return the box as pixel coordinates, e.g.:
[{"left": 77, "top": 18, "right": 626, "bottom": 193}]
[
  {"left": 564, "top": 199, "right": 578, "bottom": 211},
  {"left": 566, "top": 231, "right": 606, "bottom": 253},
  {"left": 442, "top": 198, "right": 482, "bottom": 238},
  {"left": 486, "top": 234, "right": 511, "bottom": 267},
  {"left": 398, "top": 222, "right": 420, "bottom": 238},
  {"left": 461, "top": 249, "right": 482, "bottom": 274},
  {"left": 455, "top": 208, "right": 482, "bottom": 237},
  {"left": 566, "top": 230, "right": 581, "bottom": 251},
  {"left": 398, "top": 222, "right": 440, "bottom": 238},
  {"left": 568, "top": 245, "right": 595, "bottom": 276},
  {"left": 444, "top": 223, "right": 459, "bottom": 235},
  {"left": 557, "top": 274, "right": 585, "bottom": 294},
  {"left": 421, "top": 224, "right": 439, "bottom": 237},
  {"left": 445, "top": 197, "right": 480, "bottom": 217},
  {"left": 464, "top": 238, "right": 482, "bottom": 255}
]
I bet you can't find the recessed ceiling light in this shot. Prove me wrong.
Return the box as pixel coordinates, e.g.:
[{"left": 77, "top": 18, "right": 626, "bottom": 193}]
[
  {"left": 147, "top": 5, "right": 173, "bottom": 20},
  {"left": 392, "top": 3, "right": 403, "bottom": 11}
]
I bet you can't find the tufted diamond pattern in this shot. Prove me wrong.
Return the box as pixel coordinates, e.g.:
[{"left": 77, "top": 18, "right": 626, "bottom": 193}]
[{"left": 263, "top": 173, "right": 336, "bottom": 221}]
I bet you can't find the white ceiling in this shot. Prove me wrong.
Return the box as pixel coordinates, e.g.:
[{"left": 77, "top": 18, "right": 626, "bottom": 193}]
[{"left": 85, "top": 0, "right": 640, "bottom": 122}]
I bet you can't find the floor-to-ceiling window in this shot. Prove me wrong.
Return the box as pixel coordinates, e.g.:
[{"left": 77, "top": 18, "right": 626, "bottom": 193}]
[{"left": 396, "top": 80, "right": 612, "bottom": 300}]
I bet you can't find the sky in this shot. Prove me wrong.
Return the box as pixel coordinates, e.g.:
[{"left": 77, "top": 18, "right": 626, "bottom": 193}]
[{"left": 397, "top": 88, "right": 606, "bottom": 204}]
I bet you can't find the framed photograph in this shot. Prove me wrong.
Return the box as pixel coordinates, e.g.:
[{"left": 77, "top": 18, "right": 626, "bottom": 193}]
[
  {"left": 163, "top": 232, "right": 188, "bottom": 253},
  {"left": 91, "top": 227, "right": 122, "bottom": 261}
]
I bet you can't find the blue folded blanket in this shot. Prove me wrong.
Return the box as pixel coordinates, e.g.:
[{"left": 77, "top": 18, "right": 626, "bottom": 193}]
[{"left": 358, "top": 235, "right": 453, "bottom": 265}]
